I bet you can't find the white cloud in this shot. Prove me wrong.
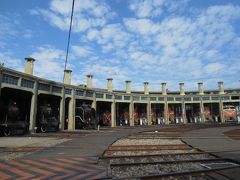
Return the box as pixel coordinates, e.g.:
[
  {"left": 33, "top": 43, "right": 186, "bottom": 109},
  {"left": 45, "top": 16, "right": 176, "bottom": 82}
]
[
  {"left": 71, "top": 45, "right": 92, "bottom": 57},
  {"left": 124, "top": 18, "right": 161, "bottom": 35},
  {"left": 129, "top": 0, "right": 189, "bottom": 18},
  {"left": 86, "top": 24, "right": 131, "bottom": 52},
  {"left": 32, "top": 0, "right": 115, "bottom": 32},
  {"left": 30, "top": 46, "right": 66, "bottom": 82},
  {"left": 204, "top": 63, "right": 225, "bottom": 74},
  {"left": 0, "top": 52, "right": 23, "bottom": 71}
]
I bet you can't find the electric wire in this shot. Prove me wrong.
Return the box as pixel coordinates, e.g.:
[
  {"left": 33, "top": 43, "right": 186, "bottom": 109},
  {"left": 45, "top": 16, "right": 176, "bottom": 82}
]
[{"left": 63, "top": 0, "right": 75, "bottom": 82}]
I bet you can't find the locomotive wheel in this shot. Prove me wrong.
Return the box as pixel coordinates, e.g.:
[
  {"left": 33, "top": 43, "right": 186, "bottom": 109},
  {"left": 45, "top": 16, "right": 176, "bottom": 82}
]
[
  {"left": 3, "top": 127, "right": 10, "bottom": 136},
  {"left": 41, "top": 125, "right": 47, "bottom": 133}
]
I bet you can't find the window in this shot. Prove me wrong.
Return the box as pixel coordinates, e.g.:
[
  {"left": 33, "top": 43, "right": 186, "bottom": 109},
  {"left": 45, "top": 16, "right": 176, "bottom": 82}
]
[
  {"left": 39, "top": 83, "right": 50, "bottom": 91},
  {"left": 2, "top": 74, "right": 18, "bottom": 85},
  {"left": 211, "top": 96, "right": 219, "bottom": 100},
  {"left": 21, "top": 79, "right": 34, "bottom": 89},
  {"left": 65, "top": 88, "right": 72, "bottom": 95},
  {"left": 231, "top": 96, "right": 240, "bottom": 100},
  {"left": 175, "top": 97, "right": 182, "bottom": 101},
  {"left": 106, "top": 94, "right": 112, "bottom": 99},
  {"left": 96, "top": 93, "right": 104, "bottom": 98},
  {"left": 184, "top": 97, "right": 192, "bottom": 101},
  {"left": 133, "top": 96, "right": 140, "bottom": 101},
  {"left": 158, "top": 97, "right": 165, "bottom": 101},
  {"left": 52, "top": 86, "right": 62, "bottom": 93},
  {"left": 202, "top": 96, "right": 210, "bottom": 101},
  {"left": 115, "top": 95, "right": 122, "bottom": 100},
  {"left": 124, "top": 96, "right": 130, "bottom": 100},
  {"left": 141, "top": 96, "right": 148, "bottom": 101},
  {"left": 150, "top": 97, "right": 157, "bottom": 101},
  {"left": 76, "top": 90, "right": 84, "bottom": 96},
  {"left": 193, "top": 97, "right": 200, "bottom": 101},
  {"left": 221, "top": 96, "right": 230, "bottom": 100},
  {"left": 86, "top": 91, "right": 93, "bottom": 97},
  {"left": 167, "top": 97, "right": 174, "bottom": 101}
]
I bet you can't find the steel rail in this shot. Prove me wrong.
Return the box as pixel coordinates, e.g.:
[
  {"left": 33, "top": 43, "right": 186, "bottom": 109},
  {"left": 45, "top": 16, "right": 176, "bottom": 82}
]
[{"left": 110, "top": 158, "right": 231, "bottom": 166}]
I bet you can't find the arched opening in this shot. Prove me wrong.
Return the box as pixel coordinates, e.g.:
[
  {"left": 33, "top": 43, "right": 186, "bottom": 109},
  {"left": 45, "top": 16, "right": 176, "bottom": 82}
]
[
  {"left": 36, "top": 94, "right": 61, "bottom": 132},
  {"left": 0, "top": 87, "right": 32, "bottom": 136}
]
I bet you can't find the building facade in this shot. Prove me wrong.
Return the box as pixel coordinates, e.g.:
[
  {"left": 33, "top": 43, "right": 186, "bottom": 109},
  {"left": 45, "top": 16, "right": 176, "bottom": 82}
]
[{"left": 0, "top": 58, "right": 240, "bottom": 133}]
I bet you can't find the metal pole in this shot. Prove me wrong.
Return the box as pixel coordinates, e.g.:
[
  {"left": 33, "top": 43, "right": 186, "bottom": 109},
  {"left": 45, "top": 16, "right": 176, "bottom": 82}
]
[{"left": 0, "top": 63, "right": 4, "bottom": 98}]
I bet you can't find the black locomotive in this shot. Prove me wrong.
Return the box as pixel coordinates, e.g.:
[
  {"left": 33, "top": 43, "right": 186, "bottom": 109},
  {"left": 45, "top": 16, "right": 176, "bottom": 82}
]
[
  {"left": 37, "top": 104, "right": 59, "bottom": 132},
  {"left": 75, "top": 104, "right": 98, "bottom": 129},
  {"left": 0, "top": 101, "right": 28, "bottom": 136}
]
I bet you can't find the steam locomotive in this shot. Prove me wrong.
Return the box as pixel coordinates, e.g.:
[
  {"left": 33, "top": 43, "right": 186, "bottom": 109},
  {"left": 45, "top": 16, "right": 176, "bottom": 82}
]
[
  {"left": 37, "top": 104, "right": 60, "bottom": 132},
  {"left": 75, "top": 104, "right": 98, "bottom": 129},
  {"left": 0, "top": 101, "right": 28, "bottom": 136}
]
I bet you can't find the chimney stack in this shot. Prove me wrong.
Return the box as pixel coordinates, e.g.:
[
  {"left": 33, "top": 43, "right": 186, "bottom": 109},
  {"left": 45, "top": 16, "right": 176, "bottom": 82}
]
[
  {"left": 144, "top": 82, "right": 149, "bottom": 95},
  {"left": 198, "top": 82, "right": 204, "bottom": 95},
  {"left": 24, "top": 57, "right": 35, "bottom": 75},
  {"left": 64, "top": 69, "right": 72, "bottom": 85},
  {"left": 125, "top": 80, "right": 131, "bottom": 94},
  {"left": 161, "top": 82, "right": 167, "bottom": 95},
  {"left": 179, "top": 83, "right": 185, "bottom": 95},
  {"left": 218, "top": 81, "right": 225, "bottom": 94},
  {"left": 107, "top": 78, "right": 113, "bottom": 92},
  {"left": 86, "top": 75, "right": 93, "bottom": 89}
]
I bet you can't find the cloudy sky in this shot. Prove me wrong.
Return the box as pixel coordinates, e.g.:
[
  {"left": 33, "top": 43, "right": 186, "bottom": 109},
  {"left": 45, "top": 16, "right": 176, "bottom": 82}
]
[{"left": 0, "top": 0, "right": 240, "bottom": 91}]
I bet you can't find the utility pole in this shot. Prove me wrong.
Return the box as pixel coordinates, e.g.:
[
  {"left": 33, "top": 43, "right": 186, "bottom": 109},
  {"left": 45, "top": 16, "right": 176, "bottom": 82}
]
[{"left": 0, "top": 63, "right": 4, "bottom": 98}]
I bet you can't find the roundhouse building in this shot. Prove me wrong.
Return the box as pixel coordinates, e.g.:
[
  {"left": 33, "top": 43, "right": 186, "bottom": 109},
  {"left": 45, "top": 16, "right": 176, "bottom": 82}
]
[{"left": 0, "top": 57, "right": 240, "bottom": 133}]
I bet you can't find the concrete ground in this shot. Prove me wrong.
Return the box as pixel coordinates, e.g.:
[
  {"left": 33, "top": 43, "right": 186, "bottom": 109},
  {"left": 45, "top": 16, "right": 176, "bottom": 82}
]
[
  {"left": 0, "top": 125, "right": 240, "bottom": 179},
  {"left": 182, "top": 126, "right": 240, "bottom": 162}
]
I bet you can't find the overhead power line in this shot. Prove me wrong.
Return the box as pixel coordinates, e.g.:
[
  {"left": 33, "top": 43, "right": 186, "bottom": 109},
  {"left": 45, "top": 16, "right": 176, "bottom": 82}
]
[{"left": 63, "top": 0, "right": 75, "bottom": 82}]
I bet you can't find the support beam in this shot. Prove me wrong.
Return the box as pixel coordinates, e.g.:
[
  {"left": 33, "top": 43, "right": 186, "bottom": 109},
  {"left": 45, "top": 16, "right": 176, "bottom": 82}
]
[
  {"left": 59, "top": 87, "right": 65, "bottom": 130},
  {"left": 111, "top": 101, "right": 116, "bottom": 127},
  {"left": 219, "top": 100, "right": 224, "bottom": 123},
  {"left": 129, "top": 97, "right": 134, "bottom": 127},
  {"left": 92, "top": 92, "right": 96, "bottom": 109},
  {"left": 68, "top": 89, "right": 76, "bottom": 130},
  {"left": 29, "top": 81, "right": 38, "bottom": 133},
  {"left": 200, "top": 101, "right": 205, "bottom": 122},
  {"left": 181, "top": 102, "right": 187, "bottom": 124},
  {"left": 164, "top": 102, "right": 169, "bottom": 124},
  {"left": 147, "top": 101, "right": 151, "bottom": 125}
]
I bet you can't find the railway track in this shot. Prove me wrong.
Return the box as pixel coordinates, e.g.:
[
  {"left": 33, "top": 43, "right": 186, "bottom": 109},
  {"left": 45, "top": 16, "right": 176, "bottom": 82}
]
[{"left": 99, "top": 127, "right": 240, "bottom": 179}]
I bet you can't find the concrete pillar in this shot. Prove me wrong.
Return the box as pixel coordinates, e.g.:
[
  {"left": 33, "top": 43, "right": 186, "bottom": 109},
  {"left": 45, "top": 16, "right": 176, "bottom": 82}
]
[
  {"left": 68, "top": 90, "right": 75, "bottom": 130},
  {"left": 219, "top": 100, "right": 224, "bottom": 123},
  {"left": 87, "top": 75, "right": 93, "bottom": 89},
  {"left": 218, "top": 81, "right": 225, "bottom": 94},
  {"left": 179, "top": 83, "right": 185, "bottom": 95},
  {"left": 92, "top": 92, "right": 96, "bottom": 109},
  {"left": 59, "top": 87, "right": 65, "bottom": 130},
  {"left": 144, "top": 82, "right": 149, "bottom": 95},
  {"left": 200, "top": 101, "right": 205, "bottom": 122},
  {"left": 125, "top": 80, "right": 131, "bottom": 94},
  {"left": 64, "top": 69, "right": 72, "bottom": 85},
  {"left": 147, "top": 101, "right": 151, "bottom": 125},
  {"left": 161, "top": 82, "right": 167, "bottom": 95},
  {"left": 107, "top": 78, "right": 113, "bottom": 92},
  {"left": 198, "top": 82, "right": 204, "bottom": 95},
  {"left": 24, "top": 57, "right": 35, "bottom": 75},
  {"left": 164, "top": 102, "right": 169, "bottom": 124},
  {"left": 111, "top": 101, "right": 116, "bottom": 127},
  {"left": 181, "top": 102, "right": 187, "bottom": 124},
  {"left": 29, "top": 81, "right": 38, "bottom": 133},
  {"left": 129, "top": 98, "right": 134, "bottom": 127}
]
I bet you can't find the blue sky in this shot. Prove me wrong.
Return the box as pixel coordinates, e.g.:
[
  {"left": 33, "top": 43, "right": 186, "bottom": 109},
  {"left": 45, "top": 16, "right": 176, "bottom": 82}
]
[{"left": 0, "top": 0, "right": 240, "bottom": 91}]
